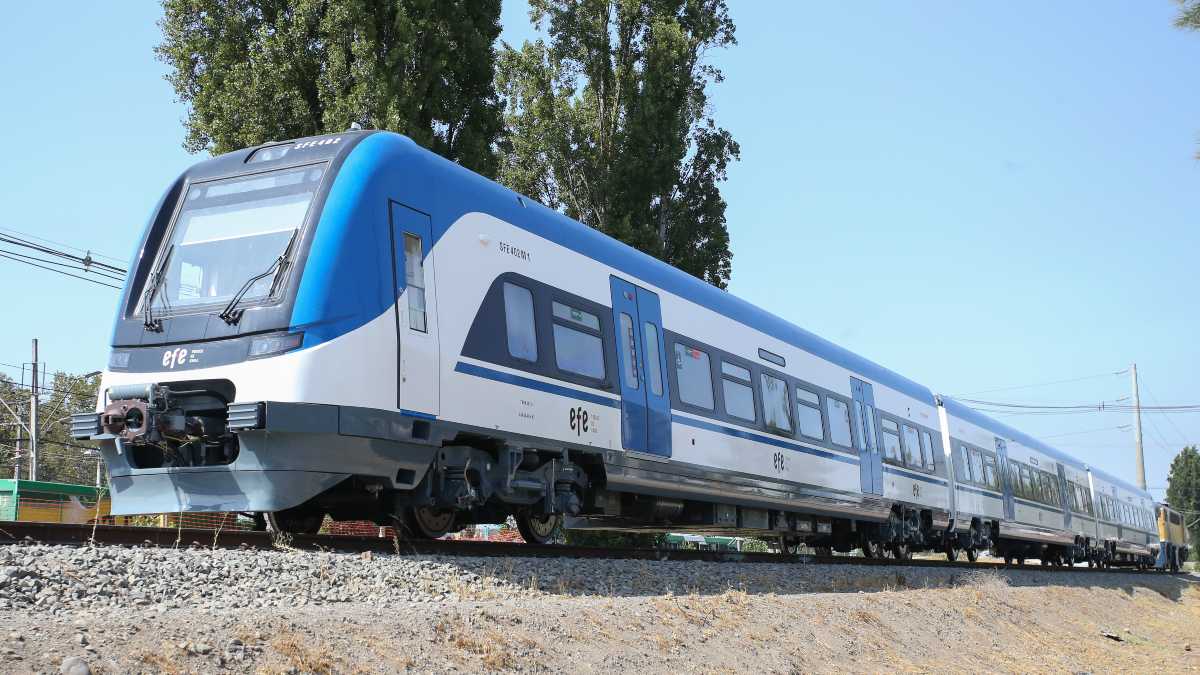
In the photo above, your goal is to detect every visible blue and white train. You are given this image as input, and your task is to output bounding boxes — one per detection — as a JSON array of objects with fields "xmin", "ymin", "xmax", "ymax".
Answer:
[{"xmin": 72, "ymin": 130, "xmax": 1188, "ymax": 568}]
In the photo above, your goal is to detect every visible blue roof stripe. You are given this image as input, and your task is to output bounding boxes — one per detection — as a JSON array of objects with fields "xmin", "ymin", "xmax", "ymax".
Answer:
[{"xmin": 346, "ymin": 133, "xmax": 935, "ymax": 405}]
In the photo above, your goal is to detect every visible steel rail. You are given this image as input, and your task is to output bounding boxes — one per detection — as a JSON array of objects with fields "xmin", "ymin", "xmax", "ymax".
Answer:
[{"xmin": 0, "ymin": 521, "xmax": 1179, "ymax": 575}]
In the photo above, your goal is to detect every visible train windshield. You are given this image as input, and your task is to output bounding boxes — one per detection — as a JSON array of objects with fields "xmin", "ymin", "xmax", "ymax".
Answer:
[{"xmin": 143, "ymin": 164, "xmax": 325, "ymax": 315}]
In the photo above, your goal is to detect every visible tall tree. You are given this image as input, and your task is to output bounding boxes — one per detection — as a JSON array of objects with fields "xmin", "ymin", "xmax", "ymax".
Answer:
[
  {"xmin": 1179, "ymin": 1, "xmax": 1200, "ymax": 158},
  {"xmin": 1166, "ymin": 445, "xmax": 1200, "ymax": 547},
  {"xmin": 497, "ymin": 0, "xmax": 739, "ymax": 287},
  {"xmin": 157, "ymin": 0, "xmax": 505, "ymax": 176}
]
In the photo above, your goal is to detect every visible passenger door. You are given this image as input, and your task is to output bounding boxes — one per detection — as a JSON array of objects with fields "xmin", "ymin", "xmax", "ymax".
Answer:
[
  {"xmin": 609, "ymin": 276, "xmax": 671, "ymax": 457},
  {"xmin": 389, "ymin": 201, "xmax": 439, "ymax": 417},
  {"xmin": 851, "ymin": 378, "xmax": 882, "ymax": 495},
  {"xmin": 995, "ymin": 438, "xmax": 1015, "ymax": 519}
]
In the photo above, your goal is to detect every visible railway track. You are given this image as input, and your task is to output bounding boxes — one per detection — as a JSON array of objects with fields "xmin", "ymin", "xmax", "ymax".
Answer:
[{"xmin": 0, "ymin": 521, "xmax": 1173, "ymax": 575}]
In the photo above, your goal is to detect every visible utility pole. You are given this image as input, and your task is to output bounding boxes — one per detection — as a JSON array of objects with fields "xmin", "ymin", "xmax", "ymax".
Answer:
[
  {"xmin": 12, "ymin": 424, "xmax": 20, "ymax": 480},
  {"xmin": 28, "ymin": 338, "xmax": 38, "ymax": 482},
  {"xmin": 1131, "ymin": 363, "xmax": 1146, "ymax": 491}
]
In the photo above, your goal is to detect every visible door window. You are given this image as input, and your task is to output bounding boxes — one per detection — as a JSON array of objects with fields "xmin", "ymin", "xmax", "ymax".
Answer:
[
  {"xmin": 403, "ymin": 234, "xmax": 427, "ymax": 332},
  {"xmin": 643, "ymin": 323, "xmax": 663, "ymax": 396},
  {"xmin": 618, "ymin": 313, "xmax": 639, "ymax": 390}
]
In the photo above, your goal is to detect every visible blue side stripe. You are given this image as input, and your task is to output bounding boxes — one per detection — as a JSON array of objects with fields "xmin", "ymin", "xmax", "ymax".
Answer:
[
  {"xmin": 882, "ymin": 465, "xmax": 948, "ymax": 487},
  {"xmin": 956, "ymin": 483, "xmax": 1003, "ymax": 499},
  {"xmin": 400, "ymin": 409, "xmax": 437, "ymax": 420},
  {"xmin": 670, "ymin": 414, "xmax": 860, "ymax": 466},
  {"xmin": 454, "ymin": 361, "xmax": 620, "ymax": 408}
]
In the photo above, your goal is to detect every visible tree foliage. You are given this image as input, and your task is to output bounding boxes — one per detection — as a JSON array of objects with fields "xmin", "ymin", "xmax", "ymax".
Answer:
[
  {"xmin": 157, "ymin": 0, "xmax": 506, "ymax": 176},
  {"xmin": 1178, "ymin": 2, "xmax": 1200, "ymax": 158},
  {"xmin": 496, "ymin": 0, "xmax": 740, "ymax": 287},
  {"xmin": 1166, "ymin": 445, "xmax": 1200, "ymax": 546},
  {"xmin": 0, "ymin": 372, "xmax": 101, "ymax": 486}
]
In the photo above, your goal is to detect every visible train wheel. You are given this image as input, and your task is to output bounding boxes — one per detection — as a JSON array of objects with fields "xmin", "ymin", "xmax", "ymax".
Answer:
[
  {"xmin": 404, "ymin": 506, "xmax": 457, "ymax": 540},
  {"xmin": 966, "ymin": 547, "xmax": 979, "ymax": 563},
  {"xmin": 1003, "ymin": 555, "xmax": 1013, "ymax": 566},
  {"xmin": 861, "ymin": 540, "xmax": 884, "ymax": 559},
  {"xmin": 944, "ymin": 542, "xmax": 958, "ymax": 562},
  {"xmin": 515, "ymin": 511, "xmax": 561, "ymax": 545},
  {"xmin": 1016, "ymin": 557, "xmax": 1026, "ymax": 567},
  {"xmin": 814, "ymin": 546, "xmax": 834, "ymax": 557},
  {"xmin": 265, "ymin": 508, "xmax": 323, "ymax": 536},
  {"xmin": 890, "ymin": 543, "xmax": 912, "ymax": 561}
]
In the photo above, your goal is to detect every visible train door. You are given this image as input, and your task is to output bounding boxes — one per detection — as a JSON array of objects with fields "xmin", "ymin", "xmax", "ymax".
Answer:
[
  {"xmin": 994, "ymin": 438, "xmax": 1015, "ymax": 519},
  {"xmin": 850, "ymin": 378, "xmax": 882, "ymax": 495},
  {"xmin": 389, "ymin": 201, "xmax": 439, "ymax": 417},
  {"xmin": 609, "ymin": 276, "xmax": 672, "ymax": 457}
]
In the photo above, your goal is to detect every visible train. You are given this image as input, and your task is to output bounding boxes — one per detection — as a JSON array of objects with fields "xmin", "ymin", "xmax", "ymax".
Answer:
[{"xmin": 71, "ymin": 129, "xmax": 1190, "ymax": 570}]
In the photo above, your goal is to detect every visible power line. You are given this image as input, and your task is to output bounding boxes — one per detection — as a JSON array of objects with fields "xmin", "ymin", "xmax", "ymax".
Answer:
[
  {"xmin": 0, "ymin": 232, "xmax": 127, "ymax": 275},
  {"xmin": 1040, "ymin": 425, "xmax": 1131, "ymax": 439},
  {"xmin": 0, "ymin": 227, "xmax": 126, "ymax": 266},
  {"xmin": 0, "ymin": 251, "xmax": 123, "ymax": 289},
  {"xmin": 954, "ymin": 370, "xmax": 1127, "ymax": 397}
]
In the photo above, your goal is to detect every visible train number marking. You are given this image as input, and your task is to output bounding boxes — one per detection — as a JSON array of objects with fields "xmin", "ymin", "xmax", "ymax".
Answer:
[
  {"xmin": 568, "ymin": 406, "xmax": 590, "ymax": 435},
  {"xmin": 772, "ymin": 451, "xmax": 787, "ymax": 474}
]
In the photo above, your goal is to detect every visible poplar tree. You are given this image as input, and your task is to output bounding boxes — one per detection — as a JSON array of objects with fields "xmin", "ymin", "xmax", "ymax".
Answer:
[{"xmin": 497, "ymin": 0, "xmax": 740, "ymax": 288}]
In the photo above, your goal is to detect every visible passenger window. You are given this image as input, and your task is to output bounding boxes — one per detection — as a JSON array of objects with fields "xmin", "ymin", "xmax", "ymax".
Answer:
[
  {"xmin": 619, "ymin": 314, "xmax": 639, "ymax": 389},
  {"xmin": 551, "ymin": 302, "xmax": 605, "ymax": 379},
  {"xmin": 919, "ymin": 430, "xmax": 935, "ymax": 471},
  {"xmin": 721, "ymin": 361, "xmax": 755, "ymax": 422},
  {"xmin": 969, "ymin": 450, "xmax": 984, "ymax": 486},
  {"xmin": 403, "ymin": 234, "xmax": 427, "ymax": 332},
  {"xmin": 958, "ymin": 446, "xmax": 972, "ymax": 482},
  {"xmin": 643, "ymin": 323, "xmax": 663, "ymax": 396},
  {"xmin": 503, "ymin": 283, "xmax": 537, "ymax": 361},
  {"xmin": 760, "ymin": 374, "xmax": 792, "ymax": 434},
  {"xmin": 795, "ymin": 388, "xmax": 824, "ymax": 440},
  {"xmin": 827, "ymin": 398, "xmax": 853, "ymax": 447},
  {"xmin": 673, "ymin": 344, "xmax": 713, "ymax": 409},
  {"xmin": 552, "ymin": 325, "xmax": 605, "ymax": 379},
  {"xmin": 982, "ymin": 456, "xmax": 997, "ymax": 490},
  {"xmin": 902, "ymin": 425, "xmax": 921, "ymax": 468},
  {"xmin": 880, "ymin": 419, "xmax": 901, "ymax": 462}
]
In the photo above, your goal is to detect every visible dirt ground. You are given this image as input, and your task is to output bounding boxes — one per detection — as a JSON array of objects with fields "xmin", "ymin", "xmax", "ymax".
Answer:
[{"xmin": 4, "ymin": 568, "xmax": 1199, "ymax": 674}]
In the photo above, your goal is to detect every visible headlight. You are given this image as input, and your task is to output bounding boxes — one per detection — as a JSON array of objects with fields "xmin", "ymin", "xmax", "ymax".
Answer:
[
  {"xmin": 247, "ymin": 332, "xmax": 304, "ymax": 359},
  {"xmin": 108, "ymin": 351, "xmax": 131, "ymax": 369}
]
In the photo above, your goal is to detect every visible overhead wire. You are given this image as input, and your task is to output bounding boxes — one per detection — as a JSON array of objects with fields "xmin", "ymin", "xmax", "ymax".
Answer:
[
  {"xmin": 0, "ymin": 226, "xmax": 126, "ymax": 265},
  {"xmin": 953, "ymin": 370, "xmax": 1127, "ymax": 397}
]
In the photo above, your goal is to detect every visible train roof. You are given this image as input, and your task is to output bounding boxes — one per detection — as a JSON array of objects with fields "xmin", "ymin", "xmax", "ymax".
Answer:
[
  {"xmin": 938, "ymin": 396, "xmax": 1087, "ymax": 471},
  {"xmin": 939, "ymin": 396, "xmax": 1154, "ymax": 499},
  {"xmin": 369, "ymin": 133, "xmax": 937, "ymax": 405}
]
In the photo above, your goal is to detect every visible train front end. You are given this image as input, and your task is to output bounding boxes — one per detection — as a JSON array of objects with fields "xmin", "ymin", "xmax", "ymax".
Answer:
[{"xmin": 70, "ymin": 130, "xmax": 432, "ymax": 523}]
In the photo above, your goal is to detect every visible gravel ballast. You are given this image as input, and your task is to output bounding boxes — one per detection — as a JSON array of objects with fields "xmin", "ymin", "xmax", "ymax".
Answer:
[{"xmin": 0, "ymin": 543, "xmax": 1195, "ymax": 673}]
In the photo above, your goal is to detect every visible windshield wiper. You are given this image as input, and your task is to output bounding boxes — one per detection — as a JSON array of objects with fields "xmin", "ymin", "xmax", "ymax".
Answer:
[
  {"xmin": 218, "ymin": 229, "xmax": 299, "ymax": 326},
  {"xmin": 141, "ymin": 245, "xmax": 174, "ymax": 333}
]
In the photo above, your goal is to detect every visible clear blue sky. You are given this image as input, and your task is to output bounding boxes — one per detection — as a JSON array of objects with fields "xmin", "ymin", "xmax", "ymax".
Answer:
[{"xmin": 0, "ymin": 2, "xmax": 1196, "ymax": 496}]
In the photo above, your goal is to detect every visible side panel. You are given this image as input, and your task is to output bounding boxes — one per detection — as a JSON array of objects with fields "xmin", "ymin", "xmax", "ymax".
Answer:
[
  {"xmin": 390, "ymin": 201, "xmax": 439, "ymax": 416},
  {"xmin": 610, "ymin": 277, "xmax": 648, "ymax": 454}
]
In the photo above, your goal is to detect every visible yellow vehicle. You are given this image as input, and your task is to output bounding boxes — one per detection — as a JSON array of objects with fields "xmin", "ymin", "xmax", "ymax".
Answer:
[
  {"xmin": 1155, "ymin": 502, "xmax": 1191, "ymax": 572},
  {"xmin": 0, "ymin": 479, "xmax": 110, "ymax": 524}
]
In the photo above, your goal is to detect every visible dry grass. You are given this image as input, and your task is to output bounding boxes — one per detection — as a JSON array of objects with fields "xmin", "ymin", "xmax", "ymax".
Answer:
[
  {"xmin": 432, "ymin": 617, "xmax": 518, "ymax": 671},
  {"xmin": 133, "ymin": 641, "xmax": 188, "ymax": 675},
  {"xmin": 266, "ymin": 632, "xmax": 337, "ymax": 675}
]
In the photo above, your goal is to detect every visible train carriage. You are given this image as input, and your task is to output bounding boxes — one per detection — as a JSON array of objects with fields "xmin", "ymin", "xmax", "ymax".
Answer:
[{"xmin": 67, "ymin": 130, "xmax": 1178, "ymax": 566}]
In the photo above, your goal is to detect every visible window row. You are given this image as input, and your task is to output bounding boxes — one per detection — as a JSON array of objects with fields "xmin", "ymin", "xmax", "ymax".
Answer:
[
  {"xmin": 672, "ymin": 337, "xmax": 938, "ymax": 473},
  {"xmin": 1010, "ymin": 461, "xmax": 1060, "ymax": 507},
  {"xmin": 503, "ymin": 282, "xmax": 607, "ymax": 381},
  {"xmin": 1066, "ymin": 481, "xmax": 1094, "ymax": 516},
  {"xmin": 956, "ymin": 444, "xmax": 1000, "ymax": 491},
  {"xmin": 1098, "ymin": 494, "xmax": 1152, "ymax": 531}
]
